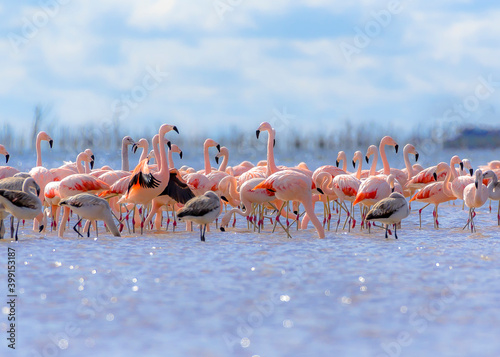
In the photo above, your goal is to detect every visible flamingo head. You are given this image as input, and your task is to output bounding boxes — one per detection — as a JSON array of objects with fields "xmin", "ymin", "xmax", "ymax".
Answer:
[
  {"xmin": 380, "ymin": 136, "xmax": 398, "ymax": 153},
  {"xmin": 84, "ymin": 148, "xmax": 95, "ymax": 162},
  {"xmin": 171, "ymin": 144, "xmax": 182, "ymax": 159},
  {"xmin": 204, "ymin": 138, "xmax": 220, "ymax": 152},
  {"xmin": 404, "ymin": 144, "xmax": 418, "ymax": 161},
  {"xmin": 132, "ymin": 138, "xmax": 148, "ymax": 154},
  {"xmin": 159, "ymin": 124, "xmax": 179, "ymax": 137},
  {"xmin": 336, "ymin": 151, "xmax": 346, "ymax": 167},
  {"xmin": 0, "ymin": 144, "xmax": 9, "ymax": 163},
  {"xmin": 38, "ymin": 131, "xmax": 54, "ymax": 148},
  {"xmin": 256, "ymin": 122, "xmax": 273, "ymax": 138},
  {"xmin": 434, "ymin": 162, "xmax": 450, "ymax": 181},
  {"xmin": 352, "ymin": 151, "xmax": 363, "ymax": 168},
  {"xmin": 147, "ymin": 150, "xmax": 155, "ymax": 162},
  {"xmin": 462, "ymin": 159, "xmax": 473, "ymax": 176},
  {"xmin": 365, "ymin": 145, "xmax": 378, "ymax": 164}
]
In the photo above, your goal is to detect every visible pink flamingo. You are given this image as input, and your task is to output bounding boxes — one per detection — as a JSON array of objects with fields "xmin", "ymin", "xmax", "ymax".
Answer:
[
  {"xmin": 353, "ymin": 137, "xmax": 399, "ymax": 220},
  {"xmin": 122, "ymin": 125, "xmax": 178, "ymax": 206},
  {"xmin": 463, "ymin": 169, "xmax": 489, "ymax": 232},
  {"xmin": 254, "ymin": 170, "xmax": 325, "ymax": 239},
  {"xmin": 185, "ymin": 139, "xmax": 220, "ymax": 196},
  {"xmin": 219, "ymin": 177, "xmax": 277, "ymax": 231},
  {"xmin": 483, "ymin": 170, "xmax": 500, "ymax": 225},
  {"xmin": 407, "ymin": 156, "xmax": 461, "ymax": 191},
  {"xmin": 409, "ymin": 162, "xmax": 456, "ymax": 228}
]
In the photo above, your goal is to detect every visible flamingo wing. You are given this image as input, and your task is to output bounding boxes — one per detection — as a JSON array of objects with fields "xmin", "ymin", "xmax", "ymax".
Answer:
[{"xmin": 160, "ymin": 171, "xmax": 195, "ymax": 204}]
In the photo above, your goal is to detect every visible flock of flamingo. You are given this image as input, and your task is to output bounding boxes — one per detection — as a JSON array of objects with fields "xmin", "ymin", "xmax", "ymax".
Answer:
[{"xmin": 0, "ymin": 122, "xmax": 499, "ymax": 242}]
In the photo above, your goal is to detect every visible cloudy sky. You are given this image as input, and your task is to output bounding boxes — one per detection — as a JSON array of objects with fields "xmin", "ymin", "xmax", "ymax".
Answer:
[{"xmin": 1, "ymin": 0, "xmax": 499, "ymax": 138}]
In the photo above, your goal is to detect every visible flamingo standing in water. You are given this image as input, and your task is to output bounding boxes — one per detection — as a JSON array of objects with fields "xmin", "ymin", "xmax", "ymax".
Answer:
[
  {"xmin": 353, "ymin": 136, "xmax": 399, "ymax": 228},
  {"xmin": 254, "ymin": 170, "xmax": 325, "ymax": 239},
  {"xmin": 59, "ymin": 193, "xmax": 121, "ymax": 238},
  {"xmin": 184, "ymin": 139, "xmax": 220, "ymax": 196},
  {"xmin": 409, "ymin": 162, "xmax": 456, "ymax": 228},
  {"xmin": 28, "ymin": 131, "xmax": 54, "ymax": 230},
  {"xmin": 463, "ymin": 169, "xmax": 489, "ymax": 232},
  {"xmin": 0, "ymin": 178, "xmax": 42, "ymax": 240},
  {"xmin": 482, "ymin": 170, "xmax": 500, "ymax": 225}
]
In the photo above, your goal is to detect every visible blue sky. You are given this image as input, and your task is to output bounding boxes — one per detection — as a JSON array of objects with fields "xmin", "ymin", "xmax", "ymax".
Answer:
[{"xmin": 1, "ymin": 0, "xmax": 500, "ymax": 138}]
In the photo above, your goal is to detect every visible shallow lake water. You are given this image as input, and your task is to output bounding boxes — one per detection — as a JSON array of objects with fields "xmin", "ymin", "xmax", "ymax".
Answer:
[{"xmin": 1, "ymin": 148, "xmax": 500, "ymax": 357}]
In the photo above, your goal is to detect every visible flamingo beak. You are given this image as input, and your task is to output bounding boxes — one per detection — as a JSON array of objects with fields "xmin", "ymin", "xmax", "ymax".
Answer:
[
  {"xmin": 90, "ymin": 160, "xmax": 95, "ymax": 170},
  {"xmin": 173, "ymin": 126, "xmax": 179, "ymax": 134},
  {"xmin": 469, "ymin": 169, "xmax": 474, "ymax": 176},
  {"xmin": 91, "ymin": 154, "xmax": 95, "ymax": 161},
  {"xmin": 5, "ymin": 154, "xmax": 9, "ymax": 163},
  {"xmin": 475, "ymin": 181, "xmax": 478, "ymax": 189},
  {"xmin": 167, "ymin": 141, "xmax": 172, "ymax": 150},
  {"xmin": 365, "ymin": 156, "xmax": 369, "ymax": 164},
  {"xmin": 49, "ymin": 140, "xmax": 54, "ymax": 148},
  {"xmin": 391, "ymin": 187, "xmax": 395, "ymax": 193},
  {"xmin": 132, "ymin": 144, "xmax": 138, "ymax": 154},
  {"xmin": 216, "ymin": 144, "xmax": 221, "ymax": 152},
  {"xmin": 352, "ymin": 160, "xmax": 356, "ymax": 168},
  {"xmin": 256, "ymin": 130, "xmax": 260, "ymax": 139},
  {"xmin": 336, "ymin": 160, "xmax": 339, "ymax": 167},
  {"xmin": 220, "ymin": 227, "xmax": 225, "ymax": 232},
  {"xmin": 215, "ymin": 156, "xmax": 219, "ymax": 165},
  {"xmin": 415, "ymin": 152, "xmax": 419, "ymax": 162},
  {"xmin": 395, "ymin": 144, "xmax": 399, "ymax": 154},
  {"xmin": 273, "ymin": 139, "xmax": 276, "ymax": 148},
  {"xmin": 460, "ymin": 162, "xmax": 464, "ymax": 171},
  {"xmin": 221, "ymin": 196, "xmax": 229, "ymax": 203},
  {"xmin": 433, "ymin": 172, "xmax": 438, "ymax": 181},
  {"xmin": 179, "ymin": 151, "xmax": 183, "ymax": 159},
  {"xmin": 317, "ymin": 188, "xmax": 324, "ymax": 194}
]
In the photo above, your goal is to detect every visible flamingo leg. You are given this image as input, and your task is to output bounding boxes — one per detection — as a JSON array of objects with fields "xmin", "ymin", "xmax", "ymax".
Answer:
[
  {"xmin": 394, "ymin": 224, "xmax": 398, "ymax": 239},
  {"xmin": 73, "ymin": 218, "xmax": 84, "ymax": 238},
  {"xmin": 419, "ymin": 203, "xmax": 430, "ymax": 228},
  {"xmin": 384, "ymin": 224, "xmax": 388, "ymax": 239}
]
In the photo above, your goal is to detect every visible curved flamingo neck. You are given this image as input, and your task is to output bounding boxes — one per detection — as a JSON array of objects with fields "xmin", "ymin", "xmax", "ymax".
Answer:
[
  {"xmin": 266, "ymin": 130, "xmax": 279, "ymax": 176},
  {"xmin": 219, "ymin": 152, "xmax": 229, "ymax": 172},
  {"xmin": 152, "ymin": 137, "xmax": 160, "ymax": 170},
  {"xmin": 403, "ymin": 146, "xmax": 414, "ymax": 180},
  {"xmin": 449, "ymin": 157, "xmax": 460, "ymax": 180},
  {"xmin": 36, "ymin": 134, "xmax": 43, "ymax": 167},
  {"xmin": 75, "ymin": 153, "xmax": 86, "ymax": 174},
  {"xmin": 158, "ymin": 133, "xmax": 169, "ymax": 177},
  {"xmin": 227, "ymin": 176, "xmax": 239, "ymax": 201},
  {"xmin": 369, "ymin": 149, "xmax": 378, "ymax": 176},
  {"xmin": 379, "ymin": 139, "xmax": 391, "ymax": 175},
  {"xmin": 139, "ymin": 144, "xmax": 149, "ymax": 163},
  {"xmin": 121, "ymin": 140, "xmax": 130, "ymax": 171},
  {"xmin": 355, "ymin": 159, "xmax": 362, "ymax": 180},
  {"xmin": 203, "ymin": 142, "xmax": 212, "ymax": 175},
  {"xmin": 339, "ymin": 152, "xmax": 347, "ymax": 172},
  {"xmin": 443, "ymin": 166, "xmax": 454, "ymax": 197}
]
